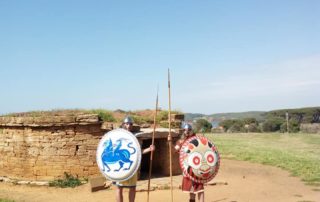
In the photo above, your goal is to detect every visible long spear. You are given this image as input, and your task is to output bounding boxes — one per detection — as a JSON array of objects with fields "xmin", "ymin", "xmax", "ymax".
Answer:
[
  {"xmin": 167, "ymin": 69, "xmax": 174, "ymax": 202},
  {"xmin": 147, "ymin": 86, "xmax": 159, "ymax": 202}
]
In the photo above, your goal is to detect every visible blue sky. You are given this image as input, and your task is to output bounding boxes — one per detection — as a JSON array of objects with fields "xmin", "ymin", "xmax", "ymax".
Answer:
[{"xmin": 0, "ymin": 0, "xmax": 319, "ymax": 114}]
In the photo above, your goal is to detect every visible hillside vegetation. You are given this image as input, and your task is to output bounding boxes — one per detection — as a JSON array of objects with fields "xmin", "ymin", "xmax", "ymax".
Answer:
[
  {"xmin": 1, "ymin": 109, "xmax": 182, "ymax": 125},
  {"xmin": 187, "ymin": 107, "xmax": 320, "ymax": 133}
]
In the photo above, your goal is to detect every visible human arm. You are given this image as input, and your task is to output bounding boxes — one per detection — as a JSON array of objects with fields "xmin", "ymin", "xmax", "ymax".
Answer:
[
  {"xmin": 174, "ymin": 139, "xmax": 184, "ymax": 151},
  {"xmin": 142, "ymin": 145, "xmax": 155, "ymax": 154}
]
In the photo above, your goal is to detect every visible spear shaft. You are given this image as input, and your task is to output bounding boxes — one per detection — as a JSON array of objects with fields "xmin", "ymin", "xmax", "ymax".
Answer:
[
  {"xmin": 168, "ymin": 69, "xmax": 174, "ymax": 202},
  {"xmin": 147, "ymin": 86, "xmax": 159, "ymax": 202}
]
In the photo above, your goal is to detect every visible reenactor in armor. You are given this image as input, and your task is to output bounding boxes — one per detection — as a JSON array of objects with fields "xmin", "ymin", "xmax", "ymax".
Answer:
[
  {"xmin": 175, "ymin": 123, "xmax": 205, "ymax": 202},
  {"xmin": 114, "ymin": 116, "xmax": 155, "ymax": 202}
]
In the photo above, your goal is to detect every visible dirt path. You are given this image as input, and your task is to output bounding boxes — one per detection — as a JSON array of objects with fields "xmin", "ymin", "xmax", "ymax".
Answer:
[{"xmin": 0, "ymin": 159, "xmax": 319, "ymax": 202}]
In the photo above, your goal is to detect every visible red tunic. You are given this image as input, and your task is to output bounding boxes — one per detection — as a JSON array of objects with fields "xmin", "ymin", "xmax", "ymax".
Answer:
[
  {"xmin": 182, "ymin": 175, "xmax": 204, "ymax": 193},
  {"xmin": 177, "ymin": 133, "xmax": 204, "ymax": 193}
]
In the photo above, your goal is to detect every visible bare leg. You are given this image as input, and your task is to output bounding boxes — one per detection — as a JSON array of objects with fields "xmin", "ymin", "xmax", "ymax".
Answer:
[
  {"xmin": 189, "ymin": 193, "xmax": 196, "ymax": 202},
  {"xmin": 129, "ymin": 187, "xmax": 136, "ymax": 202},
  {"xmin": 116, "ymin": 186, "xmax": 123, "ymax": 202},
  {"xmin": 198, "ymin": 192, "xmax": 204, "ymax": 202}
]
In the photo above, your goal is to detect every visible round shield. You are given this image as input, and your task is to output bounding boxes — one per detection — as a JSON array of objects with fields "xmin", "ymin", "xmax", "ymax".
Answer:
[
  {"xmin": 179, "ymin": 135, "xmax": 220, "ymax": 183},
  {"xmin": 96, "ymin": 128, "xmax": 141, "ymax": 182}
]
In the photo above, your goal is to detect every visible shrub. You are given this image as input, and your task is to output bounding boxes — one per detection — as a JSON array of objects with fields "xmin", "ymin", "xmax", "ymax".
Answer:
[
  {"xmin": 131, "ymin": 115, "xmax": 153, "ymax": 125},
  {"xmin": 243, "ymin": 118, "xmax": 258, "ymax": 125},
  {"xmin": 228, "ymin": 122, "xmax": 246, "ymax": 133},
  {"xmin": 262, "ymin": 117, "xmax": 285, "ymax": 132},
  {"xmin": 219, "ymin": 120, "xmax": 237, "ymax": 131},
  {"xmin": 246, "ymin": 123, "xmax": 261, "ymax": 132},
  {"xmin": 280, "ymin": 120, "xmax": 300, "ymax": 133},
  {"xmin": 156, "ymin": 110, "xmax": 182, "ymax": 122},
  {"xmin": 220, "ymin": 119, "xmax": 245, "ymax": 132},
  {"xmin": 194, "ymin": 119, "xmax": 212, "ymax": 133},
  {"xmin": 157, "ymin": 111, "xmax": 169, "ymax": 122},
  {"xmin": 49, "ymin": 172, "xmax": 82, "ymax": 188},
  {"xmin": 90, "ymin": 109, "xmax": 116, "ymax": 122}
]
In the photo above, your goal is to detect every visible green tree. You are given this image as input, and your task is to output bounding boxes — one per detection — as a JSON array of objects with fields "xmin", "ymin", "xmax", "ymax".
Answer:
[
  {"xmin": 280, "ymin": 120, "xmax": 300, "ymax": 133},
  {"xmin": 219, "ymin": 119, "xmax": 246, "ymax": 132},
  {"xmin": 219, "ymin": 119, "xmax": 237, "ymax": 131},
  {"xmin": 262, "ymin": 117, "xmax": 285, "ymax": 132},
  {"xmin": 246, "ymin": 123, "xmax": 261, "ymax": 132},
  {"xmin": 228, "ymin": 122, "xmax": 246, "ymax": 133},
  {"xmin": 194, "ymin": 119, "xmax": 212, "ymax": 133},
  {"xmin": 243, "ymin": 118, "xmax": 258, "ymax": 125}
]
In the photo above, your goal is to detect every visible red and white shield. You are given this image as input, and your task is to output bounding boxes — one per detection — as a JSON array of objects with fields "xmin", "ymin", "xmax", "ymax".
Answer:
[{"xmin": 179, "ymin": 135, "xmax": 220, "ymax": 183}]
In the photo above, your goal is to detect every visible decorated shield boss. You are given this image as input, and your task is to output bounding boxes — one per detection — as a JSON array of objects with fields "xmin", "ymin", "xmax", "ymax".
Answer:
[
  {"xmin": 96, "ymin": 129, "xmax": 141, "ymax": 182},
  {"xmin": 179, "ymin": 135, "xmax": 220, "ymax": 183}
]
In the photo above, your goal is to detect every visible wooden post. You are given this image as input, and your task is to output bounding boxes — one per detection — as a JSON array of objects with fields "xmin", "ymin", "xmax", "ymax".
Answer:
[{"xmin": 286, "ymin": 111, "xmax": 289, "ymax": 133}]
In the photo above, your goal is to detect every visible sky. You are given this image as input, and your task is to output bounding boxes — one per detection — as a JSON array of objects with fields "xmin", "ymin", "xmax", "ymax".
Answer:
[{"xmin": 0, "ymin": 0, "xmax": 319, "ymax": 115}]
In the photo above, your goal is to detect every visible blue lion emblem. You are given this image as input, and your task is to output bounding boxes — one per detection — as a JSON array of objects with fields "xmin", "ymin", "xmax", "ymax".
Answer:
[{"xmin": 101, "ymin": 138, "xmax": 136, "ymax": 172}]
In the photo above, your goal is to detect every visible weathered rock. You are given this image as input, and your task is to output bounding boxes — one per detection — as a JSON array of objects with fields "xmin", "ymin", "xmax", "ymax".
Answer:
[{"xmin": 76, "ymin": 114, "xmax": 100, "ymax": 123}]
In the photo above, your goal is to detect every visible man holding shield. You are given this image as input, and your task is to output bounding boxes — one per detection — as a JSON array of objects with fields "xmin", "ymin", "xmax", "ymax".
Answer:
[
  {"xmin": 114, "ymin": 116, "xmax": 155, "ymax": 202},
  {"xmin": 175, "ymin": 123, "xmax": 205, "ymax": 202}
]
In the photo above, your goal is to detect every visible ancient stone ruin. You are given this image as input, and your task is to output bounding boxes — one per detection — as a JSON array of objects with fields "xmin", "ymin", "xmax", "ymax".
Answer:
[{"xmin": 0, "ymin": 113, "xmax": 183, "ymax": 181}]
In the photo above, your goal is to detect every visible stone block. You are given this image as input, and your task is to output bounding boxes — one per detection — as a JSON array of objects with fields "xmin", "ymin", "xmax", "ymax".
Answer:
[
  {"xmin": 12, "ymin": 134, "xmax": 24, "ymax": 142},
  {"xmin": 76, "ymin": 114, "xmax": 100, "ymax": 123},
  {"xmin": 88, "ymin": 167, "xmax": 99, "ymax": 175},
  {"xmin": 101, "ymin": 122, "xmax": 113, "ymax": 129},
  {"xmin": 69, "ymin": 167, "xmax": 84, "ymax": 176},
  {"xmin": 46, "ymin": 169, "xmax": 64, "ymax": 177},
  {"xmin": 51, "ymin": 142, "xmax": 67, "ymax": 148},
  {"xmin": 3, "ymin": 146, "xmax": 13, "ymax": 152},
  {"xmin": 85, "ymin": 139, "xmax": 100, "ymax": 145},
  {"xmin": 58, "ymin": 149, "xmax": 70, "ymax": 156},
  {"xmin": 34, "ymin": 166, "xmax": 48, "ymax": 176},
  {"xmin": 66, "ymin": 159, "xmax": 80, "ymax": 166},
  {"xmin": 74, "ymin": 134, "xmax": 88, "ymax": 141},
  {"xmin": 86, "ymin": 145, "xmax": 97, "ymax": 150},
  {"xmin": 89, "ymin": 176, "xmax": 109, "ymax": 192},
  {"xmin": 40, "ymin": 148, "xmax": 57, "ymax": 156},
  {"xmin": 27, "ymin": 148, "xmax": 40, "ymax": 156},
  {"xmin": 25, "ymin": 135, "xmax": 41, "ymax": 142}
]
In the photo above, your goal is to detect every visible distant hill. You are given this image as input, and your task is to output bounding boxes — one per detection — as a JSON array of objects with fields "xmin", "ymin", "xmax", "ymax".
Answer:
[
  {"xmin": 184, "ymin": 113, "xmax": 206, "ymax": 121},
  {"xmin": 185, "ymin": 111, "xmax": 265, "ymax": 122},
  {"xmin": 208, "ymin": 111, "xmax": 266, "ymax": 121},
  {"xmin": 266, "ymin": 106, "xmax": 320, "ymax": 123},
  {"xmin": 185, "ymin": 107, "xmax": 320, "ymax": 124}
]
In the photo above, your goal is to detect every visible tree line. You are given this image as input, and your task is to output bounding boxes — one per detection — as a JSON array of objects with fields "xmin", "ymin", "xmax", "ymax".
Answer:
[{"xmin": 193, "ymin": 107, "xmax": 320, "ymax": 133}]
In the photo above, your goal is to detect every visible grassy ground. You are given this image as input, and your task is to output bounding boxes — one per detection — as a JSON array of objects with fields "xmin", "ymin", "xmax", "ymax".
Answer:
[
  {"xmin": 0, "ymin": 199, "xmax": 15, "ymax": 202},
  {"xmin": 206, "ymin": 133, "xmax": 320, "ymax": 186}
]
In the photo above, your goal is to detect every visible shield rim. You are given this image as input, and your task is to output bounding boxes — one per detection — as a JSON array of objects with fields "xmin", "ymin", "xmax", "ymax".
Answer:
[
  {"xmin": 96, "ymin": 128, "xmax": 142, "ymax": 182},
  {"xmin": 179, "ymin": 135, "xmax": 220, "ymax": 183}
]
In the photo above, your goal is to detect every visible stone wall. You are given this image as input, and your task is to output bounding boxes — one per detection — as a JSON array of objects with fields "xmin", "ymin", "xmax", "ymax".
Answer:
[{"xmin": 0, "ymin": 114, "xmax": 105, "ymax": 181}]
